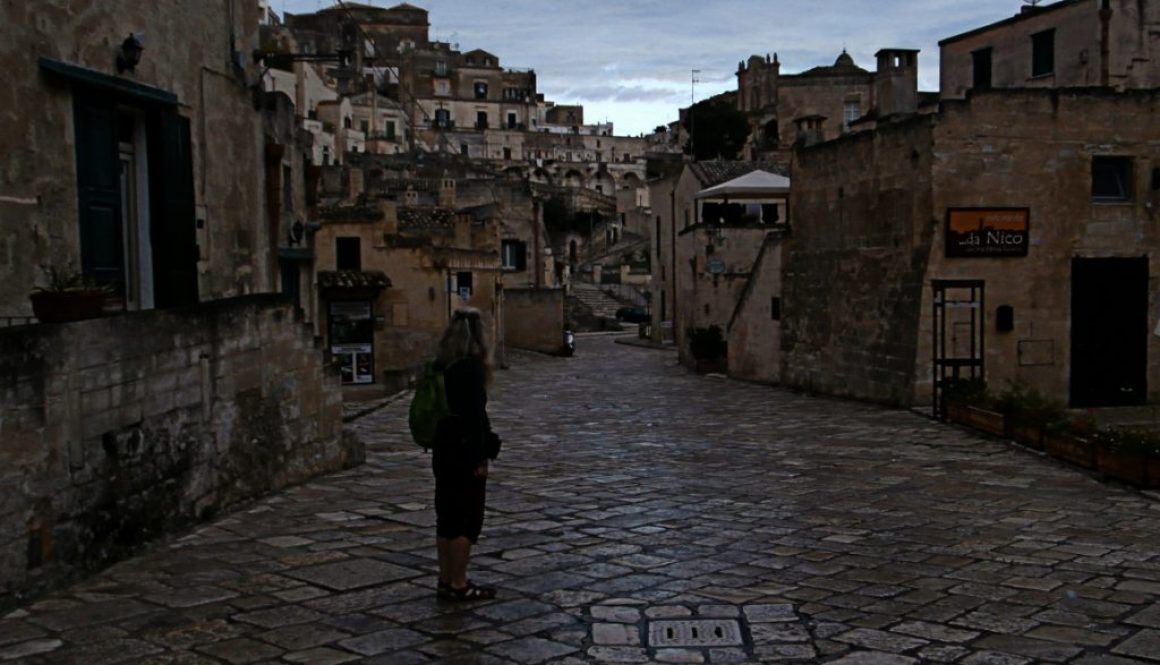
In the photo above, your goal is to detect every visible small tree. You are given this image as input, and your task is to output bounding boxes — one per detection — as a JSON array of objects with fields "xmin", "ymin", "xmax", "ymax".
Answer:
[{"xmin": 683, "ymin": 98, "xmax": 749, "ymax": 161}]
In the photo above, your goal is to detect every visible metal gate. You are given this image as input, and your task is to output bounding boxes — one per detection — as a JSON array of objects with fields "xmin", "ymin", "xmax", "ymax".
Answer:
[{"xmin": 932, "ymin": 280, "xmax": 984, "ymax": 418}]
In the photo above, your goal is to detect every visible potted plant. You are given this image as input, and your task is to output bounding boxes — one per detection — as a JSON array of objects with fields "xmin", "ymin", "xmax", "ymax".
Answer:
[
  {"xmin": 29, "ymin": 264, "xmax": 111, "ymax": 323},
  {"xmin": 688, "ymin": 325, "xmax": 727, "ymax": 374},
  {"xmin": 1091, "ymin": 427, "xmax": 1160, "ymax": 488}
]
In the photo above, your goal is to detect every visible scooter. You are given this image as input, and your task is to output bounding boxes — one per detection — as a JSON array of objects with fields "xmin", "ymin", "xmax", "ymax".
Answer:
[{"xmin": 561, "ymin": 329, "xmax": 575, "ymax": 357}]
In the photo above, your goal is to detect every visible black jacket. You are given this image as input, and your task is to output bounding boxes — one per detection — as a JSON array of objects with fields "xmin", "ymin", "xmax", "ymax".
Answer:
[{"xmin": 433, "ymin": 358, "xmax": 498, "ymax": 469}]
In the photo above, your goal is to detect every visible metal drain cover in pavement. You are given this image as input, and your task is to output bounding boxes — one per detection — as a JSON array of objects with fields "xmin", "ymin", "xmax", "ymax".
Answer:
[{"xmin": 648, "ymin": 620, "xmax": 744, "ymax": 647}]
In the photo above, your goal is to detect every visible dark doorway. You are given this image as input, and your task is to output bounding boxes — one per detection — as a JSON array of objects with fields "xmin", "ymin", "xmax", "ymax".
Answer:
[{"xmin": 1071, "ymin": 257, "xmax": 1147, "ymax": 407}]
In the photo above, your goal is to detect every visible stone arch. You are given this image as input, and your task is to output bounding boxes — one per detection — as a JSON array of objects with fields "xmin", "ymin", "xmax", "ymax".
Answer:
[
  {"xmin": 620, "ymin": 171, "xmax": 642, "ymax": 190},
  {"xmin": 591, "ymin": 171, "xmax": 615, "ymax": 195},
  {"xmin": 529, "ymin": 168, "xmax": 553, "ymax": 185},
  {"xmin": 563, "ymin": 170, "xmax": 584, "ymax": 188}
]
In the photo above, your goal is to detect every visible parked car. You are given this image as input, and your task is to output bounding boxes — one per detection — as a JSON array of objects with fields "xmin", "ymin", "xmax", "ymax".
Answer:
[{"xmin": 616, "ymin": 306, "xmax": 650, "ymax": 324}]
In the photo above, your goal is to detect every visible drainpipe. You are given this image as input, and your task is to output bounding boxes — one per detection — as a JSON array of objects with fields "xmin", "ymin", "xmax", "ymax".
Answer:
[{"xmin": 1099, "ymin": 0, "xmax": 1112, "ymax": 86}]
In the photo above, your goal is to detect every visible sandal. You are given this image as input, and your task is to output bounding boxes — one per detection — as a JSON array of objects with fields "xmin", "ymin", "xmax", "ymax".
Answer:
[{"xmin": 438, "ymin": 580, "xmax": 496, "ymax": 602}]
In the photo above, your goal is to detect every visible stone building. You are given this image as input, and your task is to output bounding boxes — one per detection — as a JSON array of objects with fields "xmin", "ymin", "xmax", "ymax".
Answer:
[
  {"xmin": 786, "ymin": 87, "xmax": 1159, "ymax": 409},
  {"xmin": 0, "ymin": 0, "xmax": 358, "ymax": 600},
  {"xmin": 939, "ymin": 0, "xmax": 1160, "ymax": 99},
  {"xmin": 735, "ymin": 47, "xmax": 927, "ymax": 162},
  {"xmin": 648, "ymin": 160, "xmax": 784, "ymax": 358}
]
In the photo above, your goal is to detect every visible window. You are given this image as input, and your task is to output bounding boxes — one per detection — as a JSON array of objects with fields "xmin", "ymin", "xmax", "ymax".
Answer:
[
  {"xmin": 456, "ymin": 271, "xmax": 473, "ymax": 297},
  {"xmin": 435, "ymin": 61, "xmax": 447, "ymax": 76},
  {"xmin": 972, "ymin": 47, "xmax": 993, "ymax": 90},
  {"xmin": 474, "ymin": 81, "xmax": 488, "ymax": 99},
  {"xmin": 1092, "ymin": 156, "xmax": 1133, "ymax": 201},
  {"xmin": 770, "ymin": 297, "xmax": 781, "ymax": 321},
  {"xmin": 501, "ymin": 240, "xmax": 527, "ymax": 270},
  {"xmin": 434, "ymin": 80, "xmax": 450, "ymax": 97},
  {"xmin": 385, "ymin": 121, "xmax": 396, "ymax": 140},
  {"xmin": 507, "ymin": 112, "xmax": 517, "ymax": 129},
  {"xmin": 503, "ymin": 147, "xmax": 511, "ymax": 160},
  {"xmin": 1031, "ymin": 29, "xmax": 1054, "ymax": 77},
  {"xmin": 343, "ymin": 116, "xmax": 352, "ymax": 129},
  {"xmin": 460, "ymin": 143, "xmax": 469, "ymax": 156},
  {"xmin": 360, "ymin": 119, "xmax": 368, "ymax": 134},
  {"xmin": 336, "ymin": 237, "xmax": 361, "ymax": 271},
  {"xmin": 476, "ymin": 111, "xmax": 488, "ymax": 129},
  {"xmin": 843, "ymin": 101, "xmax": 860, "ymax": 129},
  {"xmin": 434, "ymin": 108, "xmax": 450, "ymax": 128}
]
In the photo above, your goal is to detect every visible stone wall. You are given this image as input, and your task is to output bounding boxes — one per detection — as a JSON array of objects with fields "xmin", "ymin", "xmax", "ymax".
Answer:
[
  {"xmin": 920, "ymin": 88, "xmax": 1160, "ymax": 405},
  {"xmin": 728, "ymin": 235, "xmax": 784, "ymax": 384},
  {"xmin": 784, "ymin": 119, "xmax": 935, "ymax": 405},
  {"xmin": 505, "ymin": 288, "xmax": 565, "ymax": 355},
  {"xmin": 0, "ymin": 295, "xmax": 361, "ymax": 604},
  {"xmin": 0, "ymin": 0, "xmax": 268, "ymax": 314},
  {"xmin": 940, "ymin": 1, "xmax": 1160, "ymax": 97}
]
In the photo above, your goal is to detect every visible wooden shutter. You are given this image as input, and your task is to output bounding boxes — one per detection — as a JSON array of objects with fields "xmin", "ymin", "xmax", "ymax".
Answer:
[
  {"xmin": 149, "ymin": 110, "xmax": 199, "ymax": 307},
  {"xmin": 515, "ymin": 241, "xmax": 528, "ymax": 271},
  {"xmin": 73, "ymin": 92, "xmax": 124, "ymax": 289}
]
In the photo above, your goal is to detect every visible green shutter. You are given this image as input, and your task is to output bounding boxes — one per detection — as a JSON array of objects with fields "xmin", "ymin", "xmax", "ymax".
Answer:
[
  {"xmin": 149, "ymin": 110, "xmax": 199, "ymax": 307},
  {"xmin": 73, "ymin": 93, "xmax": 124, "ymax": 289}
]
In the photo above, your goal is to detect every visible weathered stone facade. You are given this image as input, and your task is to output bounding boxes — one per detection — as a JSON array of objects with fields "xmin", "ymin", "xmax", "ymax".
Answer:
[
  {"xmin": 504, "ymin": 288, "xmax": 566, "ymax": 355},
  {"xmin": 0, "ymin": 296, "xmax": 359, "ymax": 604},
  {"xmin": 940, "ymin": 0, "xmax": 1160, "ymax": 98},
  {"xmin": 727, "ymin": 235, "xmax": 785, "ymax": 384},
  {"xmin": 0, "ymin": 0, "xmax": 268, "ymax": 315},
  {"xmin": 788, "ymin": 88, "xmax": 1160, "ymax": 408}
]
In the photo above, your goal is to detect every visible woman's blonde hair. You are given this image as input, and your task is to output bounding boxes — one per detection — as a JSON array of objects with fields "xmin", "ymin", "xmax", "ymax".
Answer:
[{"xmin": 436, "ymin": 307, "xmax": 492, "ymax": 382}]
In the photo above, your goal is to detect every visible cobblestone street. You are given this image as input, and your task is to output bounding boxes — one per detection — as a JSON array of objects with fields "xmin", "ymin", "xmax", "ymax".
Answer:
[{"xmin": 5, "ymin": 335, "xmax": 1160, "ymax": 664}]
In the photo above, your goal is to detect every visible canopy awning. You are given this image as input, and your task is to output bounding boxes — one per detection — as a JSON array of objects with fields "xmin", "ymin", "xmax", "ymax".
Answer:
[{"xmin": 695, "ymin": 170, "xmax": 791, "ymax": 200}]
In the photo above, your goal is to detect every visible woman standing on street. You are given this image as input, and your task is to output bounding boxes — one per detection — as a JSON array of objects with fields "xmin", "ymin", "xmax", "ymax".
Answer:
[{"xmin": 433, "ymin": 307, "xmax": 501, "ymax": 601}]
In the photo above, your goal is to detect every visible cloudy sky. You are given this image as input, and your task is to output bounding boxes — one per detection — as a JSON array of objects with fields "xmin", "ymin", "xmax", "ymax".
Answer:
[{"xmin": 279, "ymin": 0, "xmax": 1029, "ymax": 135}]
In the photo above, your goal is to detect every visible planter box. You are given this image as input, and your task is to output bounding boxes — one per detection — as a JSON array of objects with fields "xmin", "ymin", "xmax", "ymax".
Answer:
[
  {"xmin": 946, "ymin": 403, "xmax": 972, "ymax": 425},
  {"xmin": 1094, "ymin": 446, "xmax": 1160, "ymax": 488},
  {"xmin": 1044, "ymin": 432, "xmax": 1095, "ymax": 469},
  {"xmin": 1007, "ymin": 423, "xmax": 1045, "ymax": 450},
  {"xmin": 30, "ymin": 290, "xmax": 107, "ymax": 323},
  {"xmin": 966, "ymin": 406, "xmax": 1006, "ymax": 437}
]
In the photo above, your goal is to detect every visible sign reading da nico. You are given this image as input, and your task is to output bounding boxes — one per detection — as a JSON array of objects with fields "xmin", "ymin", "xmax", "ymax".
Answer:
[{"xmin": 945, "ymin": 208, "xmax": 1029, "ymax": 258}]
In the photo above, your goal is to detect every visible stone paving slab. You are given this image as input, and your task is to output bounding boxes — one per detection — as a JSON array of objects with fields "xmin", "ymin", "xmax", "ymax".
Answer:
[{"xmin": 3, "ymin": 336, "xmax": 1160, "ymax": 662}]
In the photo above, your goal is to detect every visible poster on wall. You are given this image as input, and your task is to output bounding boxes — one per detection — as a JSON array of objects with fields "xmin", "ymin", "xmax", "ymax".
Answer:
[
  {"xmin": 329, "ymin": 301, "xmax": 374, "ymax": 384},
  {"xmin": 946, "ymin": 208, "xmax": 1029, "ymax": 258}
]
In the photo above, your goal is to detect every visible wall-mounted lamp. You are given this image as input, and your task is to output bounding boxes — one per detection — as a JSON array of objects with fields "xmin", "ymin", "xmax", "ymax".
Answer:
[{"xmin": 116, "ymin": 33, "xmax": 145, "ymax": 73}]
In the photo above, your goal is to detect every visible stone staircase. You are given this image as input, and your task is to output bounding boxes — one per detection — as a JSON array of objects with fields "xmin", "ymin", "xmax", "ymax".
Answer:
[{"xmin": 569, "ymin": 283, "xmax": 625, "ymax": 320}]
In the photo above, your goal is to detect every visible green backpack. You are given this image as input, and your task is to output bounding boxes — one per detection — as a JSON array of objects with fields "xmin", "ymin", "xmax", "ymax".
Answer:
[{"xmin": 408, "ymin": 361, "xmax": 450, "ymax": 450}]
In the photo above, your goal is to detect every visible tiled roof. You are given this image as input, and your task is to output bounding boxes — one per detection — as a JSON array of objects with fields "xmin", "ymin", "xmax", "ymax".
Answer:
[
  {"xmin": 317, "ymin": 270, "xmax": 391, "ymax": 289},
  {"xmin": 689, "ymin": 160, "xmax": 787, "ymax": 187},
  {"xmin": 398, "ymin": 207, "xmax": 453, "ymax": 232}
]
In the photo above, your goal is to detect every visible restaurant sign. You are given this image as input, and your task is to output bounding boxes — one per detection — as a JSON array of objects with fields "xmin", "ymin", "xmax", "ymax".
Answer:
[{"xmin": 945, "ymin": 208, "xmax": 1029, "ymax": 258}]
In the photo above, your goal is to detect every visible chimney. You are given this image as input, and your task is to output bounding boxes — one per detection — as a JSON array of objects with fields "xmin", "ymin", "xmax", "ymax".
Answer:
[
  {"xmin": 380, "ymin": 199, "xmax": 398, "ymax": 235},
  {"xmin": 439, "ymin": 177, "xmax": 456, "ymax": 208},
  {"xmin": 794, "ymin": 115, "xmax": 827, "ymax": 147},
  {"xmin": 874, "ymin": 49, "xmax": 919, "ymax": 118},
  {"xmin": 347, "ymin": 167, "xmax": 364, "ymax": 200}
]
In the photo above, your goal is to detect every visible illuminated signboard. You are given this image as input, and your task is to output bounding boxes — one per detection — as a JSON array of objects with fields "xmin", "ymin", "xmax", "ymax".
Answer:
[{"xmin": 945, "ymin": 208, "xmax": 1029, "ymax": 258}]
